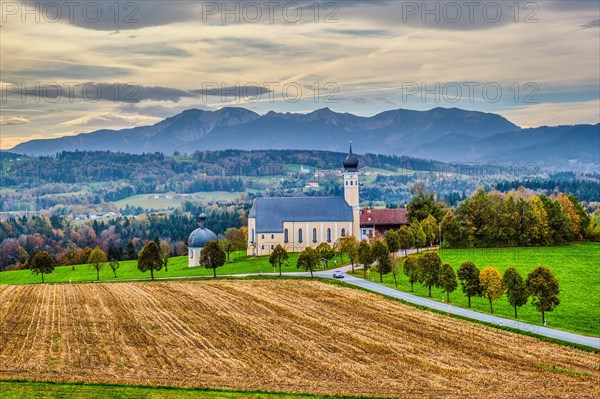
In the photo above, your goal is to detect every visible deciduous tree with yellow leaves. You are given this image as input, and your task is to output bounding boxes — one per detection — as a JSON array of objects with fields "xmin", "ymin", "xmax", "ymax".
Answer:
[{"xmin": 480, "ymin": 266, "xmax": 505, "ymax": 314}]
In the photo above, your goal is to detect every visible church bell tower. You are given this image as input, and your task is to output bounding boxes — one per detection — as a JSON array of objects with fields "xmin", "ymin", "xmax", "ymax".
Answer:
[{"xmin": 342, "ymin": 141, "xmax": 360, "ymax": 238}]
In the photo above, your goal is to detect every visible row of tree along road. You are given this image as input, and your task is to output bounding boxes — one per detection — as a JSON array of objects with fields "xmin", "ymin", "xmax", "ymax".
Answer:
[{"xmin": 401, "ymin": 252, "xmax": 560, "ymax": 324}]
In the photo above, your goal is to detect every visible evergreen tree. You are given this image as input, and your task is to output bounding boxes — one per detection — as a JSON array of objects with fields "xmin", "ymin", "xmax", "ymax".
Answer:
[
  {"xmin": 126, "ymin": 241, "xmax": 138, "ymax": 260},
  {"xmin": 406, "ymin": 182, "xmax": 446, "ymax": 222}
]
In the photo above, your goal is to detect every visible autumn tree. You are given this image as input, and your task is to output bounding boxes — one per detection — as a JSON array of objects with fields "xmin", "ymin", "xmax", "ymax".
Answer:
[
  {"xmin": 397, "ymin": 225, "xmax": 414, "ymax": 256},
  {"xmin": 503, "ymin": 267, "xmax": 529, "ymax": 318},
  {"xmin": 63, "ymin": 243, "xmax": 79, "ymax": 270},
  {"xmin": 296, "ymin": 247, "xmax": 319, "ymax": 277},
  {"xmin": 526, "ymin": 266, "xmax": 560, "ymax": 324},
  {"xmin": 160, "ymin": 241, "xmax": 170, "ymax": 272},
  {"xmin": 371, "ymin": 240, "xmax": 392, "ymax": 283},
  {"xmin": 269, "ymin": 244, "xmax": 289, "ymax": 276},
  {"xmin": 137, "ymin": 241, "xmax": 163, "ymax": 281},
  {"xmin": 457, "ymin": 261, "xmax": 482, "ymax": 307},
  {"xmin": 417, "ymin": 251, "xmax": 441, "ymax": 297},
  {"xmin": 222, "ymin": 227, "xmax": 246, "ymax": 260},
  {"xmin": 315, "ymin": 242, "xmax": 335, "ymax": 266},
  {"xmin": 200, "ymin": 240, "xmax": 226, "ymax": 278},
  {"xmin": 79, "ymin": 246, "xmax": 93, "ymax": 264},
  {"xmin": 88, "ymin": 247, "xmax": 108, "ymax": 281},
  {"xmin": 403, "ymin": 256, "xmax": 419, "ymax": 291},
  {"xmin": 384, "ymin": 230, "xmax": 400, "ymax": 258},
  {"xmin": 480, "ymin": 266, "xmax": 504, "ymax": 313},
  {"xmin": 438, "ymin": 263, "xmax": 458, "ymax": 301},
  {"xmin": 339, "ymin": 235, "xmax": 358, "ymax": 273},
  {"xmin": 357, "ymin": 240, "xmax": 375, "ymax": 278},
  {"xmin": 409, "ymin": 220, "xmax": 426, "ymax": 252},
  {"xmin": 557, "ymin": 193, "xmax": 582, "ymax": 240},
  {"xmin": 529, "ymin": 196, "xmax": 551, "ymax": 244},
  {"xmin": 421, "ymin": 214, "xmax": 438, "ymax": 247},
  {"xmin": 31, "ymin": 251, "xmax": 55, "ymax": 283}
]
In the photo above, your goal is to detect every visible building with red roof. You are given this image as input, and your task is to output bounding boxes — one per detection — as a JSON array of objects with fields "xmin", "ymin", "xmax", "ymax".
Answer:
[{"xmin": 360, "ymin": 208, "xmax": 409, "ymax": 240}]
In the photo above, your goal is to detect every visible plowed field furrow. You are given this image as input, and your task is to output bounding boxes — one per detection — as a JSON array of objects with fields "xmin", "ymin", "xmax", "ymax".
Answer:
[
  {"xmin": 108, "ymin": 284, "xmax": 179, "ymax": 370},
  {"xmin": 123, "ymin": 284, "xmax": 223, "ymax": 371},
  {"xmin": 0, "ymin": 280, "xmax": 598, "ymax": 399}
]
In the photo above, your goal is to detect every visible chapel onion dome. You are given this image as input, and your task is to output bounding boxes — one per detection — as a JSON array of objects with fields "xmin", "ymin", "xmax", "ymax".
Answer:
[
  {"xmin": 342, "ymin": 141, "xmax": 359, "ymax": 172},
  {"xmin": 188, "ymin": 213, "xmax": 217, "ymax": 248}
]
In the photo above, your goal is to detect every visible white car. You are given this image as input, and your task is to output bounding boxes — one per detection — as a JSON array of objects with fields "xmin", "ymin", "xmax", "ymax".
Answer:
[{"xmin": 333, "ymin": 271, "xmax": 344, "ymax": 279}]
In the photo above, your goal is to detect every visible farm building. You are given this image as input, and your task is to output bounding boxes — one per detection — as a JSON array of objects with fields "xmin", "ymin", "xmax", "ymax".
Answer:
[{"xmin": 360, "ymin": 208, "xmax": 409, "ymax": 240}]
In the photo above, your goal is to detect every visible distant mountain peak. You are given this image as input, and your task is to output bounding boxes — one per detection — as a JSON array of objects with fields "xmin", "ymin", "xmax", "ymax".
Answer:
[{"xmin": 9, "ymin": 106, "xmax": 597, "ymax": 171}]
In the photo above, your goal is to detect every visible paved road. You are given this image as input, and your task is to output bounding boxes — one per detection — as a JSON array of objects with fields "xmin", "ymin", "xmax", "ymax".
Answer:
[{"xmin": 312, "ymin": 265, "xmax": 600, "ymax": 349}]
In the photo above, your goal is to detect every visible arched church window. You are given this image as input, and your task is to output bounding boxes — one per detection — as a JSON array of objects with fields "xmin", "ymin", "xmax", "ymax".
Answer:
[
  {"xmin": 298, "ymin": 228, "xmax": 303, "ymax": 243},
  {"xmin": 271, "ymin": 234, "xmax": 274, "ymax": 239},
  {"xmin": 251, "ymin": 229, "xmax": 255, "ymax": 243},
  {"xmin": 341, "ymin": 228, "xmax": 346, "ymax": 237},
  {"xmin": 312, "ymin": 228, "xmax": 317, "ymax": 243},
  {"xmin": 284, "ymin": 228, "xmax": 289, "ymax": 243},
  {"xmin": 327, "ymin": 228, "xmax": 332, "ymax": 243}
]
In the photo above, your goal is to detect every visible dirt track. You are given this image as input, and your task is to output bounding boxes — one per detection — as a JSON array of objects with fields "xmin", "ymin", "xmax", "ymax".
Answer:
[{"xmin": 0, "ymin": 280, "xmax": 597, "ymax": 398}]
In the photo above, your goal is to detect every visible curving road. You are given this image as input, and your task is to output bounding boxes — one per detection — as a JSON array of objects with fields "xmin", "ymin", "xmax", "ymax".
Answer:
[{"xmin": 311, "ymin": 264, "xmax": 600, "ymax": 349}]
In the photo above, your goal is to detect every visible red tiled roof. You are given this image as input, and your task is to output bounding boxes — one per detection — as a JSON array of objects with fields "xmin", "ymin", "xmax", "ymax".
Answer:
[{"xmin": 360, "ymin": 208, "xmax": 408, "ymax": 226}]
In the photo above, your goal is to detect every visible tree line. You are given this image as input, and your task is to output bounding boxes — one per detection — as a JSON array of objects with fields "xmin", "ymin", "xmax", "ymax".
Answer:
[
  {"xmin": 441, "ymin": 188, "xmax": 600, "ymax": 247},
  {"xmin": 0, "ymin": 205, "xmax": 247, "ymax": 271},
  {"xmin": 401, "ymin": 253, "xmax": 560, "ymax": 323}
]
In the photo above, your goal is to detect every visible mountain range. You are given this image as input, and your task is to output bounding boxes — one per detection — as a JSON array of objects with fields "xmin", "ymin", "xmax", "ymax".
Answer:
[{"xmin": 10, "ymin": 107, "xmax": 600, "ymax": 171}]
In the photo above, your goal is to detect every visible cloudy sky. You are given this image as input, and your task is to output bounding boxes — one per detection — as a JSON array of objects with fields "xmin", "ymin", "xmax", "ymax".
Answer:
[{"xmin": 1, "ymin": 0, "xmax": 598, "ymax": 149}]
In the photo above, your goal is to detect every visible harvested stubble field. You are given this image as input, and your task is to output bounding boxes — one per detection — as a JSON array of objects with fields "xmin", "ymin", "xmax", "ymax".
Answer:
[{"xmin": 0, "ymin": 280, "xmax": 597, "ymax": 399}]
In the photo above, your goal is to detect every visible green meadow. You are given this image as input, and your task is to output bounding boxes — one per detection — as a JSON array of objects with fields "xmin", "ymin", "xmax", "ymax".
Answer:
[
  {"xmin": 0, "ymin": 251, "xmax": 349, "ymax": 285},
  {"xmin": 0, "ymin": 381, "xmax": 378, "ymax": 399},
  {"xmin": 114, "ymin": 190, "xmax": 256, "ymax": 210},
  {"xmin": 355, "ymin": 243, "xmax": 600, "ymax": 337}
]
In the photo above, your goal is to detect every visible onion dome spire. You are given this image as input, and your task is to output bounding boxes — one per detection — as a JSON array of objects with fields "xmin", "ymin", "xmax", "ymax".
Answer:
[{"xmin": 342, "ymin": 140, "xmax": 359, "ymax": 172}]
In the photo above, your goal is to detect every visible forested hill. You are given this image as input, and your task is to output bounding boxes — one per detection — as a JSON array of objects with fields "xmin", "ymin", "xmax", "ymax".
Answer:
[{"xmin": 1, "ymin": 149, "xmax": 489, "ymax": 188}]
